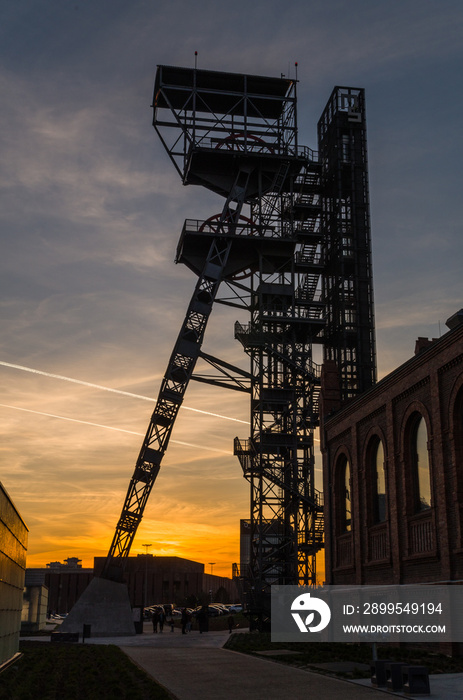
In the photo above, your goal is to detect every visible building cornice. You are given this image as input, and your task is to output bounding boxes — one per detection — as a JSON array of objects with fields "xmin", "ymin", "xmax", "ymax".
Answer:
[{"xmin": 323, "ymin": 322, "xmax": 463, "ymax": 429}]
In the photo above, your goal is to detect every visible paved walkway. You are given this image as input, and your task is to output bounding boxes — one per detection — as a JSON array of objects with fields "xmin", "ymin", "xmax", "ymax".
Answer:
[
  {"xmin": 121, "ymin": 640, "xmax": 387, "ymax": 700},
  {"xmin": 85, "ymin": 627, "xmax": 463, "ymax": 700},
  {"xmin": 28, "ymin": 625, "xmax": 463, "ymax": 699}
]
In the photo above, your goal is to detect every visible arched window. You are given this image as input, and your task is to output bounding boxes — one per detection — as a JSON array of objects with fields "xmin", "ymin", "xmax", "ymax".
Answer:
[
  {"xmin": 452, "ymin": 387, "xmax": 463, "ymax": 492},
  {"xmin": 338, "ymin": 456, "xmax": 351, "ymax": 532},
  {"xmin": 372, "ymin": 439, "xmax": 386, "ymax": 523},
  {"xmin": 411, "ymin": 415, "xmax": 431, "ymax": 511}
]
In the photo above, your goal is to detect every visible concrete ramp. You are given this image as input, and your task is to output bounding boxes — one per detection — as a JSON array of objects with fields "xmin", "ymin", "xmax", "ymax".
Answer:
[{"xmin": 60, "ymin": 577, "xmax": 136, "ymax": 637}]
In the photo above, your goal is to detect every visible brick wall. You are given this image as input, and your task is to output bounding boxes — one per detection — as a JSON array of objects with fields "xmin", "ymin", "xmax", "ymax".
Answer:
[{"xmin": 321, "ymin": 321, "xmax": 463, "ymax": 587}]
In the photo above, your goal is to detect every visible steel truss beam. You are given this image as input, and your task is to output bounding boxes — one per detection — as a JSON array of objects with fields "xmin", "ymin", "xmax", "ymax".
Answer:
[{"xmin": 191, "ymin": 351, "xmax": 251, "ymax": 393}]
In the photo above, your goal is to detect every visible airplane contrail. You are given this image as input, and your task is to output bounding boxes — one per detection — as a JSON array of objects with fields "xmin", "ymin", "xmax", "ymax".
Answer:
[
  {"xmin": 0, "ymin": 360, "xmax": 320, "ymax": 444},
  {"xmin": 0, "ymin": 403, "xmax": 232, "ymax": 455},
  {"xmin": 0, "ymin": 360, "xmax": 248, "ymax": 424}
]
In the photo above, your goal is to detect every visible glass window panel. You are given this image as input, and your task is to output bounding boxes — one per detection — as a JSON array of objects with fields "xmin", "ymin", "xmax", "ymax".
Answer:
[
  {"xmin": 414, "ymin": 417, "xmax": 431, "ymax": 511},
  {"xmin": 344, "ymin": 460, "xmax": 351, "ymax": 532},
  {"xmin": 374, "ymin": 440, "xmax": 386, "ymax": 522}
]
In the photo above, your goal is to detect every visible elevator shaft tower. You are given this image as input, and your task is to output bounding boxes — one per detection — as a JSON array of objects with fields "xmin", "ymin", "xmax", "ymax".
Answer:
[{"xmin": 319, "ymin": 87, "xmax": 376, "ymax": 400}]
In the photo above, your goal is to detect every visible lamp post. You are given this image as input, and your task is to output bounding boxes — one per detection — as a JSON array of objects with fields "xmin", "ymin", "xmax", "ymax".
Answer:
[
  {"xmin": 142, "ymin": 544, "xmax": 152, "ymax": 615},
  {"xmin": 208, "ymin": 562, "xmax": 216, "ymax": 602}
]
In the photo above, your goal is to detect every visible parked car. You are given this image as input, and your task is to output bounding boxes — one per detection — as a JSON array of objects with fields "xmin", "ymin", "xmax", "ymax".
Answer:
[
  {"xmin": 215, "ymin": 604, "xmax": 230, "ymax": 615},
  {"xmin": 193, "ymin": 605, "xmax": 222, "ymax": 617},
  {"xmin": 171, "ymin": 607, "xmax": 193, "ymax": 617},
  {"xmin": 228, "ymin": 604, "xmax": 243, "ymax": 613}
]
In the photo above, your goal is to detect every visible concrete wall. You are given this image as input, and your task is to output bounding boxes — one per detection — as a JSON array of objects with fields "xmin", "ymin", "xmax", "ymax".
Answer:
[
  {"xmin": 21, "ymin": 585, "xmax": 48, "ymax": 633},
  {"xmin": 0, "ymin": 482, "xmax": 28, "ymax": 667},
  {"xmin": 25, "ymin": 568, "xmax": 93, "ymax": 616},
  {"xmin": 94, "ymin": 555, "xmax": 237, "ymax": 607}
]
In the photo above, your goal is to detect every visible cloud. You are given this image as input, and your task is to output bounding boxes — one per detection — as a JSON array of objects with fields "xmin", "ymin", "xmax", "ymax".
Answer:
[
  {"xmin": 1, "ymin": 0, "xmax": 462, "ymax": 576},
  {"xmin": 0, "ymin": 70, "xmax": 179, "ymax": 229}
]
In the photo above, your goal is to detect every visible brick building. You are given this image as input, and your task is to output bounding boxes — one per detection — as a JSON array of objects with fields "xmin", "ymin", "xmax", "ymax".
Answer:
[{"xmin": 320, "ymin": 310, "xmax": 463, "ymax": 587}]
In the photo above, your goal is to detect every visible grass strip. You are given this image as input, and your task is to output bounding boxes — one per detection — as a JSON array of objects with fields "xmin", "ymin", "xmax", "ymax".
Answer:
[
  {"xmin": 0, "ymin": 641, "xmax": 172, "ymax": 700},
  {"xmin": 224, "ymin": 633, "xmax": 463, "ymax": 678}
]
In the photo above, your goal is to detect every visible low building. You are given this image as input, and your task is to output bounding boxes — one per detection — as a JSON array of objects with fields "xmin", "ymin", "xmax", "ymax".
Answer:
[
  {"xmin": 0, "ymin": 482, "xmax": 28, "ymax": 668},
  {"xmin": 93, "ymin": 555, "xmax": 204, "ymax": 607},
  {"xmin": 26, "ymin": 559, "xmax": 93, "ymax": 616},
  {"xmin": 26, "ymin": 555, "xmax": 237, "ymax": 614},
  {"xmin": 93, "ymin": 555, "xmax": 237, "ymax": 607}
]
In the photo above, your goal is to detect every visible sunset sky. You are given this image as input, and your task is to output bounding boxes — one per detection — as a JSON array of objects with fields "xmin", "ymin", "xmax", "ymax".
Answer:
[{"xmin": 1, "ymin": 1, "xmax": 462, "ymax": 578}]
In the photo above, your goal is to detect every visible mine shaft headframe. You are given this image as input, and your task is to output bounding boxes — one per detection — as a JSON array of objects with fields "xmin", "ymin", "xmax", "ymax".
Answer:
[{"xmin": 152, "ymin": 65, "xmax": 300, "ymax": 198}]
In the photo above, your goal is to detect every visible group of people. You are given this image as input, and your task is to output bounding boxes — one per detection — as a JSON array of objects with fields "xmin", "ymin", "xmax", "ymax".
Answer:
[
  {"xmin": 151, "ymin": 607, "xmax": 174, "ymax": 633},
  {"xmin": 150, "ymin": 606, "xmax": 194, "ymax": 634},
  {"xmin": 150, "ymin": 605, "xmax": 236, "ymax": 634}
]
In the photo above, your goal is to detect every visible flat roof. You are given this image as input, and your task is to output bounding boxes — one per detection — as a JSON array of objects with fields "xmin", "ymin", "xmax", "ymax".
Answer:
[
  {"xmin": 0, "ymin": 480, "xmax": 29, "ymax": 531},
  {"xmin": 154, "ymin": 65, "xmax": 293, "ymax": 119}
]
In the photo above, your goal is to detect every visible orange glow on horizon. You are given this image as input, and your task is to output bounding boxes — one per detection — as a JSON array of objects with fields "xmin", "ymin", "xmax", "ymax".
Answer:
[
  {"xmin": 1, "ymin": 358, "xmax": 323, "ymax": 586},
  {"xmin": 25, "ymin": 534, "xmax": 243, "ymax": 579},
  {"xmin": 25, "ymin": 530, "xmax": 325, "ymax": 583}
]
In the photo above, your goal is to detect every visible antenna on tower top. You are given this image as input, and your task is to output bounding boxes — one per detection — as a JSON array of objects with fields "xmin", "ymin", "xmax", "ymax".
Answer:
[{"xmin": 194, "ymin": 51, "xmax": 198, "ymax": 69}]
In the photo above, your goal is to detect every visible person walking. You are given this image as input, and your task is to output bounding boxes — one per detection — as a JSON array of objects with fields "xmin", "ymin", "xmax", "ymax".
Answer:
[
  {"xmin": 158, "ymin": 608, "xmax": 165, "ymax": 633},
  {"xmin": 152, "ymin": 609, "xmax": 159, "ymax": 633},
  {"xmin": 181, "ymin": 608, "xmax": 188, "ymax": 635},
  {"xmin": 198, "ymin": 605, "xmax": 208, "ymax": 634},
  {"xmin": 228, "ymin": 613, "xmax": 235, "ymax": 634}
]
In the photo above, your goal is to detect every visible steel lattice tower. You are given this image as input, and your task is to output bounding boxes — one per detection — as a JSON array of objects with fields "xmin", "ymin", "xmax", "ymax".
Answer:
[
  {"xmin": 318, "ymin": 87, "xmax": 376, "ymax": 400},
  {"xmin": 101, "ymin": 68, "xmax": 375, "ymax": 630}
]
